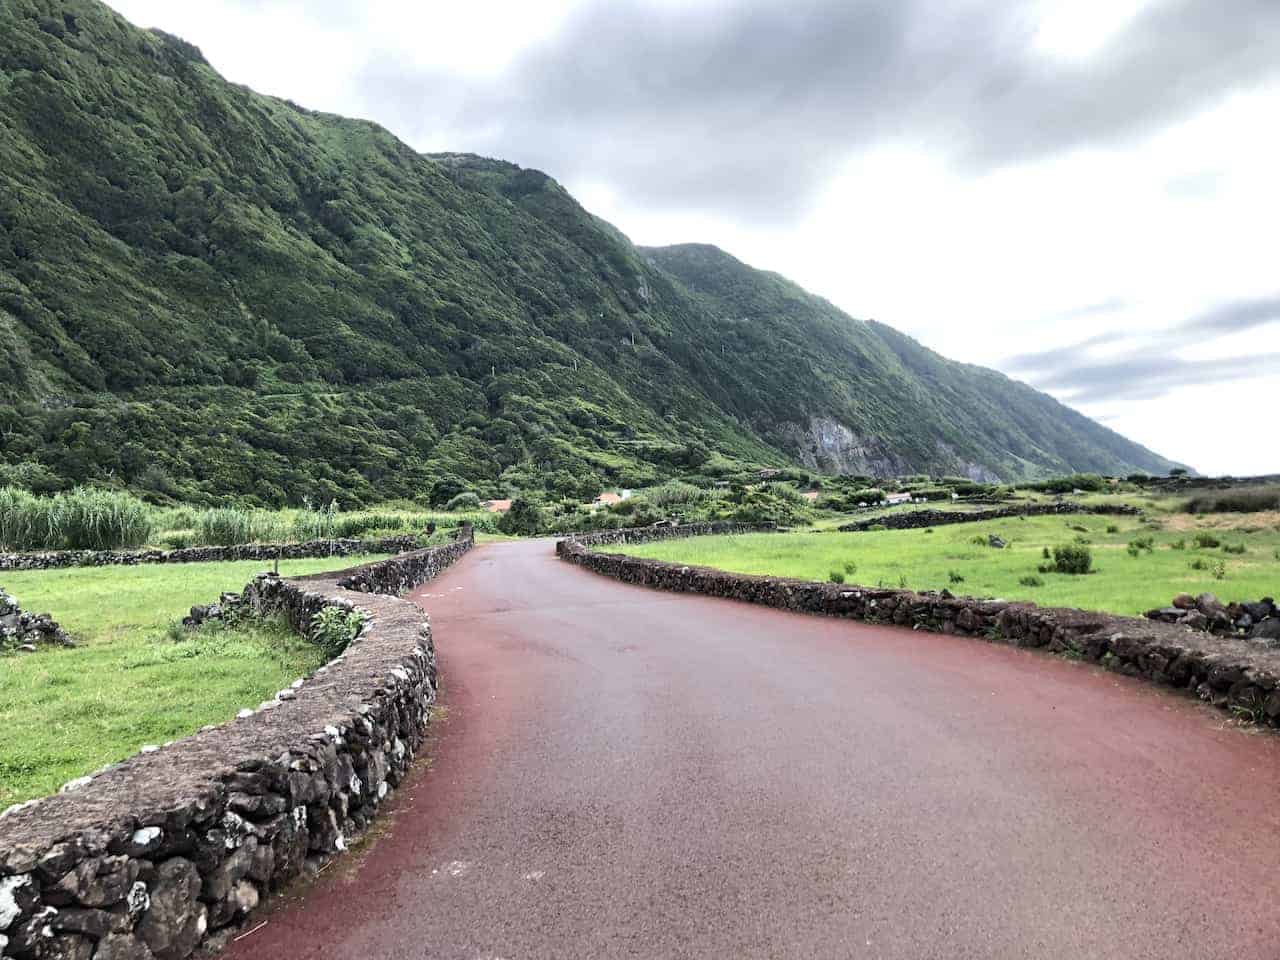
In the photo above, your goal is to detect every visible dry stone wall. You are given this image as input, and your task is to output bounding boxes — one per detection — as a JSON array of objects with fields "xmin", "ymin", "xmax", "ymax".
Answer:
[
  {"xmin": 836, "ymin": 501, "xmax": 1141, "ymax": 532},
  {"xmin": 0, "ymin": 532, "xmax": 472, "ymax": 960},
  {"xmin": 558, "ymin": 531, "xmax": 1280, "ymax": 728},
  {"xmin": 0, "ymin": 536, "xmax": 422, "ymax": 572},
  {"xmin": 567, "ymin": 521, "xmax": 779, "ymax": 548}
]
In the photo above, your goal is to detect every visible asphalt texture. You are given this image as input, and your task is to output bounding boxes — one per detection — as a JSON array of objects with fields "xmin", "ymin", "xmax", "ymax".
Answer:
[{"xmin": 225, "ymin": 539, "xmax": 1280, "ymax": 959}]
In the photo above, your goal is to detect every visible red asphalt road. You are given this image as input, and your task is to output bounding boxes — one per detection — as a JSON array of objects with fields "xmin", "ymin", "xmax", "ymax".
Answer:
[{"xmin": 227, "ymin": 539, "xmax": 1280, "ymax": 959}]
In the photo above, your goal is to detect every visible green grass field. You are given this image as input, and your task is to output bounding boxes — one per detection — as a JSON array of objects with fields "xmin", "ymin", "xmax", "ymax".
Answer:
[
  {"xmin": 619, "ymin": 514, "xmax": 1280, "ymax": 617},
  {"xmin": 0, "ymin": 554, "xmax": 389, "ymax": 807}
]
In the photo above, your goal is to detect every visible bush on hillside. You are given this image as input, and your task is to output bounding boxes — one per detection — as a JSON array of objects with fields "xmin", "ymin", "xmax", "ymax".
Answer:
[
  {"xmin": 498, "ymin": 498, "xmax": 545, "ymax": 536},
  {"xmin": 444, "ymin": 492, "xmax": 482, "ymax": 511},
  {"xmin": 1184, "ymin": 486, "xmax": 1280, "ymax": 514}
]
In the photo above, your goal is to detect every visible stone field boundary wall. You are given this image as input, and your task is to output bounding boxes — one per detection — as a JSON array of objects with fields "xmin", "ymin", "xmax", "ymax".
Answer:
[
  {"xmin": 836, "ymin": 501, "xmax": 1141, "ymax": 532},
  {"xmin": 0, "ymin": 536, "xmax": 424, "ymax": 572},
  {"xmin": 0, "ymin": 530, "xmax": 473, "ymax": 960},
  {"xmin": 557, "ymin": 525, "xmax": 1280, "ymax": 730}
]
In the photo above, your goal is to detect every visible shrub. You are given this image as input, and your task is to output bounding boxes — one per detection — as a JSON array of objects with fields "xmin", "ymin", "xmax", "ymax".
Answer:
[
  {"xmin": 310, "ymin": 605, "xmax": 366, "ymax": 657},
  {"xmin": 924, "ymin": 527, "xmax": 934, "ymax": 534},
  {"xmin": 645, "ymin": 480, "xmax": 709, "ymax": 510},
  {"xmin": 1018, "ymin": 575, "xmax": 1045, "ymax": 587},
  {"xmin": 498, "ymin": 498, "xmax": 545, "ymax": 536},
  {"xmin": 1129, "ymin": 536, "xmax": 1154, "ymax": 552},
  {"xmin": 1041, "ymin": 546, "xmax": 1051, "ymax": 560},
  {"xmin": 161, "ymin": 531, "xmax": 194, "ymax": 550},
  {"xmin": 1169, "ymin": 539, "xmax": 1186, "ymax": 550},
  {"xmin": 331, "ymin": 512, "xmax": 410, "ymax": 538},
  {"xmin": 948, "ymin": 570, "xmax": 965, "ymax": 584},
  {"xmin": 1212, "ymin": 560, "xmax": 1227, "ymax": 581},
  {"xmin": 828, "ymin": 571, "xmax": 845, "ymax": 584},
  {"xmin": 1193, "ymin": 532, "xmax": 1221, "ymax": 549},
  {"xmin": 843, "ymin": 560, "xmax": 857, "ymax": 575},
  {"xmin": 1047, "ymin": 544, "xmax": 1092, "ymax": 575},
  {"xmin": 1184, "ymin": 486, "xmax": 1280, "ymax": 514},
  {"xmin": 1222, "ymin": 542, "xmax": 1246, "ymax": 555},
  {"xmin": 1106, "ymin": 524, "xmax": 1120, "ymax": 534},
  {"xmin": 444, "ymin": 492, "xmax": 482, "ymax": 512},
  {"xmin": 1189, "ymin": 558, "xmax": 1209, "ymax": 571},
  {"xmin": 970, "ymin": 535, "xmax": 987, "ymax": 546}
]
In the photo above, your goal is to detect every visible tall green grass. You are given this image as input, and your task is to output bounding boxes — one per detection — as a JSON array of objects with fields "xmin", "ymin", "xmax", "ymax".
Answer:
[
  {"xmin": 0, "ymin": 487, "xmax": 153, "ymax": 551},
  {"xmin": 195, "ymin": 508, "xmax": 284, "ymax": 546}
]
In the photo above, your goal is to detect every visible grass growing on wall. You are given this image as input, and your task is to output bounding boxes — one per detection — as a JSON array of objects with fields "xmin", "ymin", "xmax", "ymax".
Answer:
[
  {"xmin": 0, "ymin": 554, "xmax": 390, "ymax": 807},
  {"xmin": 616, "ymin": 514, "xmax": 1280, "ymax": 617}
]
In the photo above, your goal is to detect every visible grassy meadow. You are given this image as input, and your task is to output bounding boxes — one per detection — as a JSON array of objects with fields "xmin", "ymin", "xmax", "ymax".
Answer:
[
  {"xmin": 618, "ymin": 512, "xmax": 1280, "ymax": 616},
  {"xmin": 0, "ymin": 554, "xmax": 389, "ymax": 807}
]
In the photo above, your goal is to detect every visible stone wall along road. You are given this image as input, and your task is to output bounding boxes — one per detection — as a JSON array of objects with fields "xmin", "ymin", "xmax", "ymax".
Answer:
[{"xmin": 0, "ymin": 533, "xmax": 471, "ymax": 960}]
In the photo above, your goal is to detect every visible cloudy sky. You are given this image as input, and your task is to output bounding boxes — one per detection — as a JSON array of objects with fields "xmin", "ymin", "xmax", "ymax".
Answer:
[{"xmin": 108, "ymin": 0, "xmax": 1280, "ymax": 475}]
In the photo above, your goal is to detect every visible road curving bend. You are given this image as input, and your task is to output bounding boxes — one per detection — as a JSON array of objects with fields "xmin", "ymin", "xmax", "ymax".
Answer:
[{"xmin": 226, "ymin": 538, "xmax": 1280, "ymax": 959}]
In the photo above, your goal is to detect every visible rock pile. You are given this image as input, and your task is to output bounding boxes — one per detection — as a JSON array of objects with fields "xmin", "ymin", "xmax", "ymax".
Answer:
[
  {"xmin": 0, "ymin": 587, "xmax": 73, "ymax": 654},
  {"xmin": 1145, "ymin": 593, "xmax": 1279, "ymax": 644}
]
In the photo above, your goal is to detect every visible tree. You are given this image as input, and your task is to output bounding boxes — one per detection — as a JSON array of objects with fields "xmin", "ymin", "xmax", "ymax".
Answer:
[{"xmin": 498, "ymin": 497, "xmax": 545, "ymax": 536}]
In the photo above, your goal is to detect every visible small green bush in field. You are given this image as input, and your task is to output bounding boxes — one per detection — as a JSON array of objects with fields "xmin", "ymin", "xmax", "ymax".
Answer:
[
  {"xmin": 1212, "ymin": 560, "xmax": 1227, "ymax": 581},
  {"xmin": 843, "ymin": 560, "xmax": 857, "ymax": 575},
  {"xmin": 948, "ymin": 570, "xmax": 965, "ymax": 584},
  {"xmin": 1169, "ymin": 539, "xmax": 1186, "ymax": 550},
  {"xmin": 1018, "ymin": 574, "xmax": 1045, "ymax": 587},
  {"xmin": 1222, "ymin": 542, "xmax": 1247, "ymax": 555},
  {"xmin": 1044, "ymin": 544, "xmax": 1092, "ymax": 575},
  {"xmin": 310, "ymin": 605, "xmax": 367, "ymax": 657},
  {"xmin": 1106, "ymin": 524, "xmax": 1120, "ymax": 534},
  {"xmin": 828, "ymin": 570, "xmax": 845, "ymax": 584},
  {"xmin": 1189, "ymin": 558, "xmax": 1208, "ymax": 571},
  {"xmin": 1194, "ymin": 532, "xmax": 1221, "ymax": 549},
  {"xmin": 1041, "ymin": 546, "xmax": 1052, "ymax": 560}
]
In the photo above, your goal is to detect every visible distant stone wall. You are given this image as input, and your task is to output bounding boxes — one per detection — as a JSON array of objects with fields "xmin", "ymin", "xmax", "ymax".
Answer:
[
  {"xmin": 0, "ymin": 536, "xmax": 421, "ymax": 572},
  {"xmin": 0, "ymin": 531, "xmax": 472, "ymax": 960},
  {"xmin": 558, "ymin": 532, "xmax": 1280, "ymax": 728},
  {"xmin": 836, "ymin": 501, "xmax": 1141, "ymax": 532},
  {"xmin": 567, "ymin": 522, "xmax": 779, "ymax": 549}
]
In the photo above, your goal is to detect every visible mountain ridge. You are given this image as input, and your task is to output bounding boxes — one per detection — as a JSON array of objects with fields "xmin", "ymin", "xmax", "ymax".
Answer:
[{"xmin": 0, "ymin": 0, "xmax": 1180, "ymax": 505}]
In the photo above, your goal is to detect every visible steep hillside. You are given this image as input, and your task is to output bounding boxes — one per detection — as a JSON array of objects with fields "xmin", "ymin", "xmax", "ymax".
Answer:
[
  {"xmin": 643, "ymin": 244, "xmax": 1175, "ymax": 479},
  {"xmin": 0, "ymin": 0, "xmax": 1177, "ymax": 505}
]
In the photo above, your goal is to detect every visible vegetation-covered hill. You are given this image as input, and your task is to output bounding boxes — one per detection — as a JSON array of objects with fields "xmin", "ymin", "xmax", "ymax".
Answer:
[{"xmin": 0, "ymin": 0, "xmax": 1178, "ymax": 506}]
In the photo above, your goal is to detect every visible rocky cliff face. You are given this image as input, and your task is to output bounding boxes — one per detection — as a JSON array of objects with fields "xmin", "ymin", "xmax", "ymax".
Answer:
[{"xmin": 785, "ymin": 417, "xmax": 1000, "ymax": 481}]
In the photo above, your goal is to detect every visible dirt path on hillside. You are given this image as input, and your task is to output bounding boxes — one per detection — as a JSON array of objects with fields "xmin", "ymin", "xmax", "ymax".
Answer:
[{"xmin": 225, "ymin": 538, "xmax": 1280, "ymax": 959}]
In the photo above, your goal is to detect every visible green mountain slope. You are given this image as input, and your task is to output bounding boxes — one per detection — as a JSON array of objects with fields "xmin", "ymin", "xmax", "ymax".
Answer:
[{"xmin": 0, "ymin": 0, "xmax": 1177, "ymax": 505}]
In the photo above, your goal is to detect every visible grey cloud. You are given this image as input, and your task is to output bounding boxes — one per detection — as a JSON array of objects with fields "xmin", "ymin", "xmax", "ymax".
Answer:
[
  {"xmin": 1182, "ymin": 295, "xmax": 1280, "ymax": 334},
  {"xmin": 1004, "ymin": 292, "xmax": 1280, "ymax": 402},
  {"xmin": 1031, "ymin": 351, "xmax": 1280, "ymax": 403},
  {"xmin": 353, "ymin": 0, "xmax": 1280, "ymax": 223},
  {"xmin": 1004, "ymin": 330, "xmax": 1126, "ymax": 373}
]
